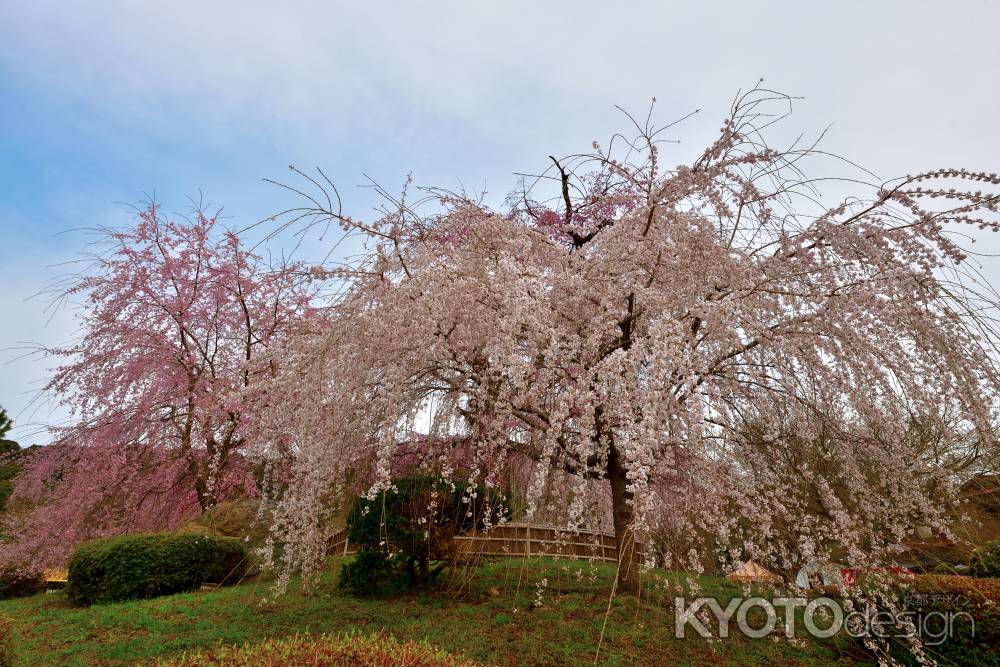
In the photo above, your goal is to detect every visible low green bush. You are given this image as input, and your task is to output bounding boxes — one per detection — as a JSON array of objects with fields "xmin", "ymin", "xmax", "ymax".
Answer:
[
  {"xmin": 338, "ymin": 549, "xmax": 399, "ymax": 596},
  {"xmin": 67, "ymin": 533, "xmax": 248, "ymax": 605},
  {"xmin": 0, "ymin": 439, "xmax": 22, "ymax": 516},
  {"xmin": 339, "ymin": 475, "xmax": 507, "ymax": 596},
  {"xmin": 932, "ymin": 561, "xmax": 956, "ymax": 575},
  {"xmin": 0, "ymin": 565, "xmax": 43, "ymax": 599},
  {"xmin": 969, "ymin": 539, "xmax": 1000, "ymax": 579}
]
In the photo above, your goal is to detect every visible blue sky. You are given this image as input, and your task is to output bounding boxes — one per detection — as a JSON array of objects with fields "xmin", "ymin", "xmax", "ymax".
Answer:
[{"xmin": 2, "ymin": 1, "xmax": 999, "ymax": 441}]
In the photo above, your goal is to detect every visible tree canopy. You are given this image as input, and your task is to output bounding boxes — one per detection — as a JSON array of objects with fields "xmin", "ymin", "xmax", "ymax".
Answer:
[
  {"xmin": 3, "ymin": 208, "xmax": 313, "ymax": 567},
  {"xmin": 258, "ymin": 89, "xmax": 1000, "ymax": 595}
]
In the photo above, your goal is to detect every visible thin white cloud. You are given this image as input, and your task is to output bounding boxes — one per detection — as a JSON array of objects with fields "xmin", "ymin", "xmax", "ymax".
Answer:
[{"xmin": 2, "ymin": 0, "xmax": 996, "ymax": 167}]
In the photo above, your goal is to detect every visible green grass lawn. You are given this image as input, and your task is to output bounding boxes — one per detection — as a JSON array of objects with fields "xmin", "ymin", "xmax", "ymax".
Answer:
[{"xmin": 0, "ymin": 557, "xmax": 860, "ymax": 666}]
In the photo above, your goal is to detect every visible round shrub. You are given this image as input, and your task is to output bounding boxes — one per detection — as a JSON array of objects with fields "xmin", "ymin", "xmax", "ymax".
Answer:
[
  {"xmin": 339, "ymin": 475, "xmax": 506, "ymax": 595},
  {"xmin": 67, "ymin": 533, "xmax": 248, "ymax": 605}
]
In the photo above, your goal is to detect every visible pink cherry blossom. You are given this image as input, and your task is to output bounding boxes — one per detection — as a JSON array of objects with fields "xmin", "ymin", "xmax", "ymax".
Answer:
[
  {"xmin": 257, "ymin": 90, "xmax": 1000, "ymax": 602},
  {"xmin": 3, "ymin": 205, "xmax": 313, "ymax": 568}
]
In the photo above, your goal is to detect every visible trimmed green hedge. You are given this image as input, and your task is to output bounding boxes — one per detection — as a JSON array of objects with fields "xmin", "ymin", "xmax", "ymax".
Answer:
[{"xmin": 67, "ymin": 533, "xmax": 248, "ymax": 605}]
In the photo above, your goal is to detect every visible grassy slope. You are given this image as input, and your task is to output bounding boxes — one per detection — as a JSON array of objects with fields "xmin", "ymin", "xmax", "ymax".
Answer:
[{"xmin": 0, "ymin": 557, "xmax": 857, "ymax": 666}]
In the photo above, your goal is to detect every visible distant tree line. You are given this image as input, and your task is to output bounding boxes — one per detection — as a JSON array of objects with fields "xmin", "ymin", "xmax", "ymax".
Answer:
[{"xmin": 0, "ymin": 406, "xmax": 23, "ymax": 516}]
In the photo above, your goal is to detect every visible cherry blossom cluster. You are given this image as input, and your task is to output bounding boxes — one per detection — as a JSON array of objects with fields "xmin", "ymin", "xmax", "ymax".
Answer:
[
  {"xmin": 3, "ymin": 206, "xmax": 313, "ymax": 568},
  {"xmin": 257, "ymin": 90, "xmax": 1000, "ymax": 608}
]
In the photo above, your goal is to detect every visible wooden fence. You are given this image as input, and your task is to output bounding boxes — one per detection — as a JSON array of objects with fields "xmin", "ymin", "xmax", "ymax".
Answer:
[{"xmin": 329, "ymin": 522, "xmax": 645, "ymax": 563}]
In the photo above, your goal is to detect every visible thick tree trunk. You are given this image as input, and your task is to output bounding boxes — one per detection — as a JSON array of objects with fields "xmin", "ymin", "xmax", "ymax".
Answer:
[{"xmin": 608, "ymin": 443, "xmax": 639, "ymax": 595}]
